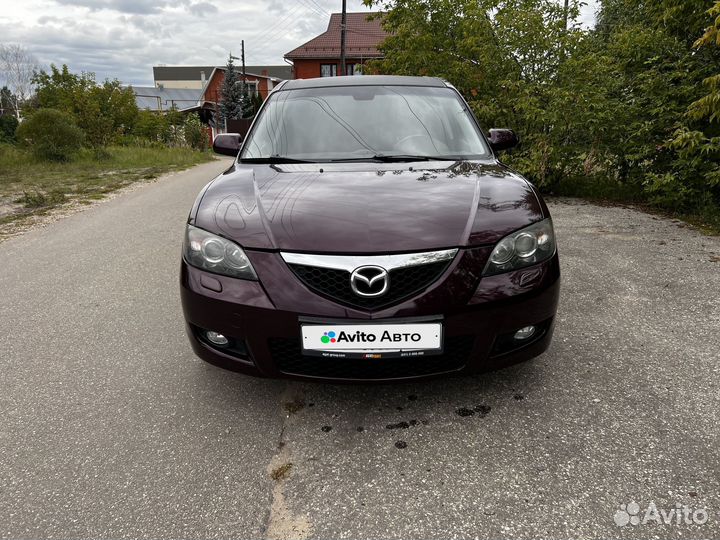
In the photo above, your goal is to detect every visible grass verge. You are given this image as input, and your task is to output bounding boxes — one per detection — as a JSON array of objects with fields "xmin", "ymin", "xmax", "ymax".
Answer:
[{"xmin": 0, "ymin": 144, "xmax": 214, "ymax": 232}]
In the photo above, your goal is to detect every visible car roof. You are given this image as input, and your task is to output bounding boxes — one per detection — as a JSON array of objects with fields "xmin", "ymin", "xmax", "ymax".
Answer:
[{"xmin": 278, "ymin": 75, "xmax": 448, "ymax": 91}]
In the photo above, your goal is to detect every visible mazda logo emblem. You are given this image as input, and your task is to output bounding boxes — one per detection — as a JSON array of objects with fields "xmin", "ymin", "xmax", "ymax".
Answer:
[{"xmin": 350, "ymin": 265, "xmax": 389, "ymax": 298}]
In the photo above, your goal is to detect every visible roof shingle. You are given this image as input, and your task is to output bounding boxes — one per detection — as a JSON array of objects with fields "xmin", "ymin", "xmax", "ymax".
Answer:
[{"xmin": 284, "ymin": 12, "xmax": 387, "ymax": 60}]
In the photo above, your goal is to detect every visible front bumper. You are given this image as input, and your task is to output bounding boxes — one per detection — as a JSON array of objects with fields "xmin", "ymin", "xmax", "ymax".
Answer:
[{"xmin": 180, "ymin": 248, "xmax": 560, "ymax": 382}]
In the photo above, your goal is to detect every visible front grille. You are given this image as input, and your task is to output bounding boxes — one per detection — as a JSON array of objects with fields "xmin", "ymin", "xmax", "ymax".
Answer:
[
  {"xmin": 288, "ymin": 260, "xmax": 451, "ymax": 309},
  {"xmin": 269, "ymin": 335, "xmax": 474, "ymax": 380}
]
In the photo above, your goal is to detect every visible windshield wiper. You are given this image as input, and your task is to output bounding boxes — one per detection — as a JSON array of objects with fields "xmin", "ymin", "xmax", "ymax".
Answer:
[
  {"xmin": 329, "ymin": 155, "xmax": 461, "ymax": 163},
  {"xmin": 239, "ymin": 156, "xmax": 315, "ymax": 164},
  {"xmin": 241, "ymin": 155, "xmax": 465, "ymax": 164}
]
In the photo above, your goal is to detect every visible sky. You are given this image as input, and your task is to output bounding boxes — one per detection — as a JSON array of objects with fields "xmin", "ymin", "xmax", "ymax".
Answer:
[{"xmin": 0, "ymin": 0, "xmax": 599, "ymax": 87}]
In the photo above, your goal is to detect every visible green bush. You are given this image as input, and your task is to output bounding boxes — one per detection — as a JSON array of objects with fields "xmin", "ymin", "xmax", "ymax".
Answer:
[
  {"xmin": 183, "ymin": 113, "xmax": 207, "ymax": 151},
  {"xmin": 16, "ymin": 108, "xmax": 84, "ymax": 161},
  {"xmin": 132, "ymin": 109, "xmax": 165, "ymax": 141},
  {"xmin": 133, "ymin": 109, "xmax": 181, "ymax": 145},
  {"xmin": 0, "ymin": 115, "xmax": 19, "ymax": 143}
]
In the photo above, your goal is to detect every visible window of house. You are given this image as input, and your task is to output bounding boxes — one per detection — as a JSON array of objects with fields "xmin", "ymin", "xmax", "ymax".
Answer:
[
  {"xmin": 320, "ymin": 64, "xmax": 337, "ymax": 77},
  {"xmin": 235, "ymin": 80, "xmax": 258, "ymax": 96}
]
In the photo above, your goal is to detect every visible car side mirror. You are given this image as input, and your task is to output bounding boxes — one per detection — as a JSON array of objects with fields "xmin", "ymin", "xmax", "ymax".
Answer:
[
  {"xmin": 213, "ymin": 133, "xmax": 242, "ymax": 156},
  {"xmin": 488, "ymin": 129, "xmax": 519, "ymax": 152}
]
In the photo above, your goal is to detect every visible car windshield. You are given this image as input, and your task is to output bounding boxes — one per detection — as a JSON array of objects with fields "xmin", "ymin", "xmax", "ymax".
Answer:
[{"xmin": 240, "ymin": 85, "xmax": 489, "ymax": 162}]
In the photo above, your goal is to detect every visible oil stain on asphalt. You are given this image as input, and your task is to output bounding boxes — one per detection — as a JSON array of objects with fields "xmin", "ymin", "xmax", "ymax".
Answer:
[{"xmin": 455, "ymin": 405, "xmax": 492, "ymax": 417}]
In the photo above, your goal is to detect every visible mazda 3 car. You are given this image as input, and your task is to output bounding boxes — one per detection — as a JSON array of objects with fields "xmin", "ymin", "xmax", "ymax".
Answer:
[{"xmin": 180, "ymin": 75, "xmax": 560, "ymax": 381}]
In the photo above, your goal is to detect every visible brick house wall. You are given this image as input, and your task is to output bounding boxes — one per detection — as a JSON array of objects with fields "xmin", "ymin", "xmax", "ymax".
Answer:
[
  {"xmin": 202, "ymin": 70, "xmax": 274, "ymax": 104},
  {"xmin": 292, "ymin": 59, "xmax": 369, "ymax": 79}
]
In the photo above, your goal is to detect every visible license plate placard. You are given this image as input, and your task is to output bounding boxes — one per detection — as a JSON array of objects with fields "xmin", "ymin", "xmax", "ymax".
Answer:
[{"xmin": 301, "ymin": 322, "xmax": 443, "ymax": 359}]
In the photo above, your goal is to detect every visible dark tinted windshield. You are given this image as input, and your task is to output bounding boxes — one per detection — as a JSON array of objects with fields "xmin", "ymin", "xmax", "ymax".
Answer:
[{"xmin": 240, "ymin": 85, "xmax": 489, "ymax": 162}]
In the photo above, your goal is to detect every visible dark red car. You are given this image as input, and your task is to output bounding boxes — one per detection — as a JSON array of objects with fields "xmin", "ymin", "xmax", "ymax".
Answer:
[{"xmin": 181, "ymin": 76, "xmax": 560, "ymax": 381}]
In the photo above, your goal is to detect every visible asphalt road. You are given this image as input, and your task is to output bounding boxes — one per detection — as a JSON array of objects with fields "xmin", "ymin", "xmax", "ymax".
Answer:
[{"xmin": 1, "ymin": 159, "xmax": 719, "ymax": 539}]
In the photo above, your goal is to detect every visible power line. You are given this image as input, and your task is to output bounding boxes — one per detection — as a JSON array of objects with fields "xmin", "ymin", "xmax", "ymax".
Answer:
[
  {"xmin": 296, "ymin": 0, "xmax": 327, "ymax": 18},
  {"xmin": 306, "ymin": 0, "xmax": 330, "ymax": 15},
  {"xmin": 245, "ymin": 0, "xmax": 334, "ymax": 62},
  {"xmin": 246, "ymin": 3, "xmax": 303, "ymax": 44},
  {"xmin": 252, "ymin": 12, "xmax": 308, "ymax": 51},
  {"xmin": 252, "ymin": 0, "xmax": 334, "ymax": 52}
]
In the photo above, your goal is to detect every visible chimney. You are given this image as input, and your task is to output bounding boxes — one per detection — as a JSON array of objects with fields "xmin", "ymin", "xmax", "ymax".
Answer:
[{"xmin": 200, "ymin": 71, "xmax": 206, "ymax": 84}]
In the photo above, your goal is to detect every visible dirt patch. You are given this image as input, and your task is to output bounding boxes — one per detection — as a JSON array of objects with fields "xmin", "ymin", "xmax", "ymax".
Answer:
[
  {"xmin": 0, "ymin": 175, "xmax": 164, "ymax": 243},
  {"xmin": 270, "ymin": 463, "xmax": 293, "ymax": 482},
  {"xmin": 283, "ymin": 398, "xmax": 305, "ymax": 415},
  {"xmin": 265, "ymin": 440, "xmax": 313, "ymax": 540},
  {"xmin": 0, "ymin": 198, "xmax": 25, "ymax": 219}
]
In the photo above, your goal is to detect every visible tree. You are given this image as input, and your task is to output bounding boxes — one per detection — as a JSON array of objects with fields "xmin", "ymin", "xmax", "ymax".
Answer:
[
  {"xmin": 219, "ymin": 54, "xmax": 246, "ymax": 122},
  {"xmin": 669, "ymin": 1, "xmax": 720, "ymax": 210},
  {"xmin": 596, "ymin": 0, "xmax": 714, "ymax": 49},
  {"xmin": 0, "ymin": 114, "xmax": 19, "ymax": 142},
  {"xmin": 133, "ymin": 109, "xmax": 168, "ymax": 143},
  {"xmin": 0, "ymin": 86, "xmax": 16, "ymax": 115},
  {"xmin": 582, "ymin": 0, "xmax": 716, "ymax": 209},
  {"xmin": 245, "ymin": 92, "xmax": 263, "ymax": 118},
  {"xmin": 0, "ymin": 44, "xmax": 38, "ymax": 119},
  {"xmin": 687, "ymin": 1, "xmax": 720, "ymax": 124},
  {"xmin": 32, "ymin": 64, "xmax": 138, "ymax": 146},
  {"xmin": 363, "ymin": 0, "xmax": 584, "ymax": 186},
  {"xmin": 363, "ymin": 0, "xmax": 720, "ymax": 222}
]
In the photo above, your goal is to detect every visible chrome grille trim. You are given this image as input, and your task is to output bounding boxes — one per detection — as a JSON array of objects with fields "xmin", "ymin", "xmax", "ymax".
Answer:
[{"xmin": 280, "ymin": 248, "xmax": 458, "ymax": 272}]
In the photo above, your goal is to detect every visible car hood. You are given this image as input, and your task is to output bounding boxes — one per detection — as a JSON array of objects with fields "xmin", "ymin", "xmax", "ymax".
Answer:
[{"xmin": 192, "ymin": 160, "xmax": 546, "ymax": 253}]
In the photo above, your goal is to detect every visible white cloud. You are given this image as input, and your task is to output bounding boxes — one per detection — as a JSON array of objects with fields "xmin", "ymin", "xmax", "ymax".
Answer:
[
  {"xmin": 187, "ymin": 2, "xmax": 219, "ymax": 17},
  {"xmin": 0, "ymin": 0, "xmax": 598, "ymax": 86}
]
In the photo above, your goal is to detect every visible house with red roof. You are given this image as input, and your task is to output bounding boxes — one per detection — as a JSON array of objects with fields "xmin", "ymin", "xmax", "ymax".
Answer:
[{"xmin": 284, "ymin": 12, "xmax": 388, "ymax": 79}]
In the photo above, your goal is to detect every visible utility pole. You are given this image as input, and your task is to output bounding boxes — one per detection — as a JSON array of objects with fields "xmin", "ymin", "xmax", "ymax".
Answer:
[
  {"xmin": 340, "ymin": 0, "xmax": 347, "ymax": 76},
  {"xmin": 241, "ymin": 40, "xmax": 247, "ymax": 85}
]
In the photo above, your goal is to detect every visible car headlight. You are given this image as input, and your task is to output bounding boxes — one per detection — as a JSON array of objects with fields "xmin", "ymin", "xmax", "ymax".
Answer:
[
  {"xmin": 183, "ymin": 225, "xmax": 258, "ymax": 280},
  {"xmin": 482, "ymin": 218, "xmax": 556, "ymax": 276}
]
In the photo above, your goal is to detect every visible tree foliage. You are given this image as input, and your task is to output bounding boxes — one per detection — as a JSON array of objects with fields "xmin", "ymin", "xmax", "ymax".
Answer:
[
  {"xmin": 365, "ymin": 0, "xmax": 720, "ymax": 219},
  {"xmin": 219, "ymin": 55, "xmax": 247, "ymax": 121},
  {"xmin": 0, "ymin": 114, "xmax": 19, "ymax": 142},
  {"xmin": 246, "ymin": 92, "xmax": 263, "ymax": 118},
  {"xmin": 667, "ymin": 1, "xmax": 720, "ymax": 206},
  {"xmin": 33, "ymin": 65, "xmax": 139, "ymax": 147},
  {"xmin": 1, "ymin": 86, "xmax": 16, "ymax": 115}
]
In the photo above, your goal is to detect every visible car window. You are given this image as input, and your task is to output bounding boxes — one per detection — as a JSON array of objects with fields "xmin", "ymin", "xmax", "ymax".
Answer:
[{"xmin": 241, "ymin": 85, "xmax": 489, "ymax": 161}]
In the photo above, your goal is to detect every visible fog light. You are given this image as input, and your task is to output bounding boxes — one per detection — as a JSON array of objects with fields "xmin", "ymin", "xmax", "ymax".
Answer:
[
  {"xmin": 514, "ymin": 326, "xmax": 536, "ymax": 340},
  {"xmin": 206, "ymin": 331, "xmax": 229, "ymax": 346}
]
